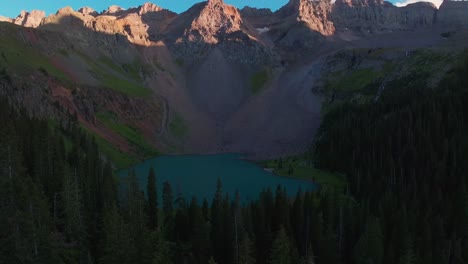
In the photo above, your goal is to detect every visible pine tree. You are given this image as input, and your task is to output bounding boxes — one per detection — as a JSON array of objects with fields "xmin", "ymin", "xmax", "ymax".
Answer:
[
  {"xmin": 353, "ymin": 217, "xmax": 384, "ymax": 264},
  {"xmin": 237, "ymin": 233, "xmax": 256, "ymax": 264},
  {"xmin": 162, "ymin": 181, "xmax": 174, "ymax": 240},
  {"xmin": 62, "ymin": 167, "xmax": 88, "ymax": 261},
  {"xmin": 153, "ymin": 231, "xmax": 173, "ymax": 264},
  {"xmin": 269, "ymin": 226, "xmax": 292, "ymax": 264},
  {"xmin": 274, "ymin": 186, "xmax": 290, "ymax": 231},
  {"xmin": 100, "ymin": 205, "xmax": 134, "ymax": 264},
  {"xmin": 211, "ymin": 178, "xmax": 224, "ymax": 263},
  {"xmin": 126, "ymin": 171, "xmax": 148, "ymax": 262},
  {"xmin": 147, "ymin": 167, "xmax": 158, "ymax": 230},
  {"xmin": 208, "ymin": 257, "xmax": 218, "ymax": 264},
  {"xmin": 398, "ymin": 238, "xmax": 415, "ymax": 264},
  {"xmin": 101, "ymin": 161, "xmax": 116, "ymax": 211},
  {"xmin": 189, "ymin": 198, "xmax": 211, "ymax": 263},
  {"xmin": 304, "ymin": 246, "xmax": 316, "ymax": 264}
]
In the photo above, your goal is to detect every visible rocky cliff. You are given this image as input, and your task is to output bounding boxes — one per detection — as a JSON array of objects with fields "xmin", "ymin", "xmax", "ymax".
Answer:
[
  {"xmin": 12, "ymin": 10, "xmax": 45, "ymax": 28},
  {"xmin": 3, "ymin": 0, "xmax": 466, "ymax": 50},
  {"xmin": 0, "ymin": 16, "xmax": 12, "ymax": 23},
  {"xmin": 162, "ymin": 0, "xmax": 273, "ymax": 64},
  {"xmin": 276, "ymin": 0, "xmax": 336, "ymax": 35},
  {"xmin": 331, "ymin": 0, "xmax": 437, "ymax": 34},
  {"xmin": 437, "ymin": 0, "xmax": 468, "ymax": 27},
  {"xmin": 3, "ymin": 0, "xmax": 467, "ymax": 41}
]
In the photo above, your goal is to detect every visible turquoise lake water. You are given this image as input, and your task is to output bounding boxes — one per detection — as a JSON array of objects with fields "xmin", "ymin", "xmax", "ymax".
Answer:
[{"xmin": 118, "ymin": 154, "xmax": 316, "ymax": 203}]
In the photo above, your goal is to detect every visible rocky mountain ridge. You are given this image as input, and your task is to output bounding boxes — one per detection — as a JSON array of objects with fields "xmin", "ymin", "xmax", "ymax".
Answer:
[
  {"xmin": 1, "ymin": 0, "xmax": 468, "ymax": 161},
  {"xmin": 3, "ymin": 0, "xmax": 468, "ymax": 43}
]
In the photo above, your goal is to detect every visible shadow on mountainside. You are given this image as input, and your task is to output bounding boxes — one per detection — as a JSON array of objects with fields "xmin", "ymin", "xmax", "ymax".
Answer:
[
  {"xmin": 0, "ymin": 16, "xmax": 173, "ymax": 167},
  {"xmin": 2, "ymin": 0, "xmax": 467, "ymax": 162}
]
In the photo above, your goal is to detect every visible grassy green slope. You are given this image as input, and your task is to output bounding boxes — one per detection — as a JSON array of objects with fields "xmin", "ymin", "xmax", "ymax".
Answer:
[
  {"xmin": 96, "ymin": 111, "xmax": 158, "ymax": 157},
  {"xmin": 0, "ymin": 35, "xmax": 69, "ymax": 82},
  {"xmin": 76, "ymin": 52, "xmax": 152, "ymax": 97}
]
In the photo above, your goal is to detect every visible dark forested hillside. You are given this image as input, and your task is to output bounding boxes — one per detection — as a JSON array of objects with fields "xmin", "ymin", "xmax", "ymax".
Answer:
[
  {"xmin": 314, "ymin": 52, "xmax": 468, "ymax": 263},
  {"xmin": 1, "ymin": 52, "xmax": 467, "ymax": 264},
  {"xmin": 0, "ymin": 101, "xmax": 117, "ymax": 263}
]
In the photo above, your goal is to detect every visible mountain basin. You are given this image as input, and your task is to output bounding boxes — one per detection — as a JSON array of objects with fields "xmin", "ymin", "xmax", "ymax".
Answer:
[{"xmin": 118, "ymin": 154, "xmax": 317, "ymax": 203}]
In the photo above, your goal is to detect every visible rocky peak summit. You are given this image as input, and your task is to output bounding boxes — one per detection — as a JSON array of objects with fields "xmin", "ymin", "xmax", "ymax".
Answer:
[
  {"xmin": 168, "ymin": 0, "xmax": 246, "ymax": 44},
  {"xmin": 207, "ymin": 0, "xmax": 224, "ymax": 5},
  {"xmin": 78, "ymin": 7, "xmax": 98, "ymax": 16},
  {"xmin": 13, "ymin": 10, "xmax": 45, "ymax": 28},
  {"xmin": 137, "ymin": 2, "xmax": 163, "ymax": 15},
  {"xmin": 277, "ymin": 0, "xmax": 336, "ymax": 35},
  {"xmin": 0, "ymin": 16, "xmax": 12, "ymax": 23},
  {"xmin": 105, "ymin": 5, "xmax": 125, "ymax": 14},
  {"xmin": 56, "ymin": 7, "xmax": 75, "ymax": 16}
]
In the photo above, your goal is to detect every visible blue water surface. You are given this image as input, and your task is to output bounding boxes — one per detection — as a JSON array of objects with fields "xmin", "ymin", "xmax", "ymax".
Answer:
[{"xmin": 118, "ymin": 154, "xmax": 316, "ymax": 203}]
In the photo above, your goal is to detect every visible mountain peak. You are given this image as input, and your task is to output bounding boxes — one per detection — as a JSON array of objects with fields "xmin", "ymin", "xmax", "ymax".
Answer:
[
  {"xmin": 56, "ymin": 6, "xmax": 75, "ymax": 15},
  {"xmin": 207, "ymin": 0, "xmax": 224, "ymax": 5},
  {"xmin": 138, "ymin": 2, "xmax": 163, "ymax": 15},
  {"xmin": 105, "ymin": 5, "xmax": 125, "ymax": 14},
  {"xmin": 78, "ymin": 7, "xmax": 98, "ymax": 16},
  {"xmin": 279, "ymin": 0, "xmax": 335, "ymax": 35},
  {"xmin": 175, "ymin": 0, "xmax": 245, "ymax": 44},
  {"xmin": 0, "ymin": 16, "xmax": 12, "ymax": 23},
  {"xmin": 12, "ymin": 10, "xmax": 45, "ymax": 28}
]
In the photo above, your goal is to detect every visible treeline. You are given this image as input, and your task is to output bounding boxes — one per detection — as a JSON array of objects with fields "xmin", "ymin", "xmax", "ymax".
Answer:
[
  {"xmin": 0, "ymin": 101, "xmax": 117, "ymax": 263},
  {"xmin": 314, "ymin": 52, "xmax": 468, "ymax": 263}
]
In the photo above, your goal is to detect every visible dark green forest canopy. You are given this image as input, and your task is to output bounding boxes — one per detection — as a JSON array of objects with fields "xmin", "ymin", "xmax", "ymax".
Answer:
[
  {"xmin": 314, "ymin": 51, "xmax": 468, "ymax": 264},
  {"xmin": 0, "ymin": 52, "xmax": 467, "ymax": 264}
]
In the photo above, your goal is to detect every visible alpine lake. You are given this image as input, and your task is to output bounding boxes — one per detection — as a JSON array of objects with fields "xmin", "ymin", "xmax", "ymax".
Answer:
[{"xmin": 118, "ymin": 154, "xmax": 317, "ymax": 203}]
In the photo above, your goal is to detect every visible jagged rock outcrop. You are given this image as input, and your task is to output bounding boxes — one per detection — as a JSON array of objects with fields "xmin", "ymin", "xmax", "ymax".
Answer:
[
  {"xmin": 437, "ymin": 0, "xmax": 468, "ymax": 27},
  {"xmin": 42, "ymin": 7, "xmax": 95, "ymax": 35},
  {"xmin": 0, "ymin": 0, "xmax": 461, "ymax": 46},
  {"xmin": 39, "ymin": 3, "xmax": 175, "ymax": 46},
  {"xmin": 105, "ymin": 5, "xmax": 126, "ymax": 15},
  {"xmin": 13, "ymin": 10, "xmax": 45, "ymax": 28},
  {"xmin": 277, "ymin": 0, "xmax": 336, "ymax": 35},
  {"xmin": 163, "ymin": 0, "xmax": 273, "ymax": 64},
  {"xmin": 78, "ymin": 7, "xmax": 98, "ymax": 16},
  {"xmin": 137, "ymin": 2, "xmax": 163, "ymax": 15},
  {"xmin": 180, "ymin": 0, "xmax": 246, "ymax": 44},
  {"xmin": 332, "ymin": 0, "xmax": 400, "ymax": 33},
  {"xmin": 400, "ymin": 2, "xmax": 437, "ymax": 27},
  {"xmin": 331, "ymin": 0, "xmax": 437, "ymax": 33},
  {"xmin": 0, "ymin": 16, "xmax": 12, "ymax": 23}
]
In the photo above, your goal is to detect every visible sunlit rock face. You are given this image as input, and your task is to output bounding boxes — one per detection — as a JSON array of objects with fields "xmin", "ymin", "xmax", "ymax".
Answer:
[
  {"xmin": 160, "ymin": 0, "xmax": 274, "ymax": 65},
  {"xmin": 0, "ymin": 16, "xmax": 12, "ymax": 23},
  {"xmin": 276, "ymin": 0, "xmax": 336, "ymax": 36},
  {"xmin": 77, "ymin": 7, "xmax": 98, "ymax": 17},
  {"xmin": 13, "ymin": 10, "xmax": 46, "ymax": 28},
  {"xmin": 180, "ymin": 0, "xmax": 246, "ymax": 44}
]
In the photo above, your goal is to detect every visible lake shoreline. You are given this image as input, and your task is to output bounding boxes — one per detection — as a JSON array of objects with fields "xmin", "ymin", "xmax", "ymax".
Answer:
[{"xmin": 118, "ymin": 154, "xmax": 317, "ymax": 203}]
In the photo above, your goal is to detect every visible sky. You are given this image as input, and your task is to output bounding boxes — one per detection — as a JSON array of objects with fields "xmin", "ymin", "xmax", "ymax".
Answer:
[{"xmin": 0, "ymin": 0, "xmax": 442, "ymax": 18}]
